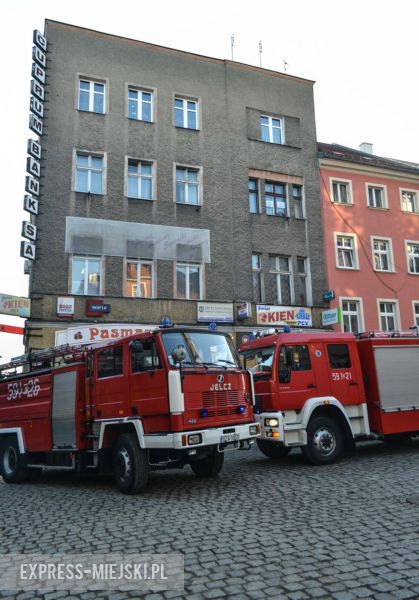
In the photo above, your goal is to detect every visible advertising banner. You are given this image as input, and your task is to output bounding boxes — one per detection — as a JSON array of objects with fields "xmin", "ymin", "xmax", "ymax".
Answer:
[
  {"xmin": 55, "ymin": 323, "xmax": 158, "ymax": 346},
  {"xmin": 0, "ymin": 294, "xmax": 31, "ymax": 318},
  {"xmin": 256, "ymin": 305, "xmax": 312, "ymax": 327},
  {"xmin": 197, "ymin": 302, "xmax": 234, "ymax": 323}
]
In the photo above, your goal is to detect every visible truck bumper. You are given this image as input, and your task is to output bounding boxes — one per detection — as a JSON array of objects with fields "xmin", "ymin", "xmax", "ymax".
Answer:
[
  {"xmin": 254, "ymin": 412, "xmax": 285, "ymax": 444},
  {"xmin": 144, "ymin": 422, "xmax": 261, "ymax": 451}
]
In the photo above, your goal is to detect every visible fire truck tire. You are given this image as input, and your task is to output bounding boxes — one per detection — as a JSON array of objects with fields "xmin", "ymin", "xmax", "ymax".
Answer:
[
  {"xmin": 257, "ymin": 439, "xmax": 292, "ymax": 459},
  {"xmin": 190, "ymin": 448, "xmax": 224, "ymax": 478},
  {"xmin": 0, "ymin": 436, "xmax": 30, "ymax": 483},
  {"xmin": 302, "ymin": 416, "xmax": 344, "ymax": 465},
  {"xmin": 112, "ymin": 433, "xmax": 149, "ymax": 494}
]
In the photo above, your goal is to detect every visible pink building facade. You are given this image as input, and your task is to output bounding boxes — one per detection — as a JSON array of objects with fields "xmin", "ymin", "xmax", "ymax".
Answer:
[{"xmin": 319, "ymin": 143, "xmax": 419, "ymax": 333}]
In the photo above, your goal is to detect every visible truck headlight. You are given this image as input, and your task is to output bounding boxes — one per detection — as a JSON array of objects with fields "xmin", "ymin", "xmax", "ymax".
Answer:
[
  {"xmin": 188, "ymin": 433, "xmax": 202, "ymax": 446},
  {"xmin": 265, "ymin": 418, "xmax": 279, "ymax": 428},
  {"xmin": 249, "ymin": 424, "xmax": 259, "ymax": 436}
]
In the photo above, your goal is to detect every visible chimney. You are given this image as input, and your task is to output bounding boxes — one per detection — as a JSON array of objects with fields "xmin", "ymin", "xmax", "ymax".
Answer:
[{"xmin": 359, "ymin": 142, "xmax": 373, "ymax": 154}]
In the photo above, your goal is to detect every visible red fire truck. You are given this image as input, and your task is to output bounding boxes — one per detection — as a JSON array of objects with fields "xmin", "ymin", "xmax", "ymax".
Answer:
[
  {"xmin": 0, "ymin": 327, "xmax": 259, "ymax": 493},
  {"xmin": 239, "ymin": 329, "xmax": 419, "ymax": 464}
]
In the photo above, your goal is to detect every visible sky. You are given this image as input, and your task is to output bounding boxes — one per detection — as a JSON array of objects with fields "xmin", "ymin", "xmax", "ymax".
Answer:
[{"xmin": 0, "ymin": 0, "xmax": 418, "ymax": 361}]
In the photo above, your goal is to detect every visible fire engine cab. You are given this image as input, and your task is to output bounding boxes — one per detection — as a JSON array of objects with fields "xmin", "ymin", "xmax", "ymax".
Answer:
[
  {"xmin": 0, "ymin": 327, "xmax": 259, "ymax": 493},
  {"xmin": 239, "ymin": 329, "xmax": 419, "ymax": 464}
]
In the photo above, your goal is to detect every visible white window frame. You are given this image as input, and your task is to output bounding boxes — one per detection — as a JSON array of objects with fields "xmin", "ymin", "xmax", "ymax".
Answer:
[
  {"xmin": 334, "ymin": 232, "xmax": 358, "ymax": 269},
  {"xmin": 174, "ymin": 95, "xmax": 199, "ymax": 130},
  {"xmin": 252, "ymin": 253, "xmax": 263, "ymax": 302},
  {"xmin": 248, "ymin": 178, "xmax": 260, "ymax": 214},
  {"xmin": 175, "ymin": 262, "xmax": 203, "ymax": 300},
  {"xmin": 124, "ymin": 259, "xmax": 155, "ymax": 298},
  {"xmin": 365, "ymin": 183, "xmax": 388, "ymax": 209},
  {"xmin": 174, "ymin": 164, "xmax": 202, "ymax": 205},
  {"xmin": 126, "ymin": 85, "xmax": 155, "ymax": 122},
  {"xmin": 406, "ymin": 240, "xmax": 419, "ymax": 275},
  {"xmin": 260, "ymin": 115, "xmax": 283, "ymax": 144},
  {"xmin": 76, "ymin": 75, "xmax": 108, "ymax": 114},
  {"xmin": 412, "ymin": 301, "xmax": 419, "ymax": 327},
  {"xmin": 400, "ymin": 188, "xmax": 419, "ymax": 214},
  {"xmin": 340, "ymin": 297, "xmax": 364, "ymax": 334},
  {"xmin": 330, "ymin": 178, "xmax": 353, "ymax": 205},
  {"xmin": 296, "ymin": 257, "xmax": 312, "ymax": 307},
  {"xmin": 371, "ymin": 236, "xmax": 394, "ymax": 272},
  {"xmin": 70, "ymin": 255, "xmax": 104, "ymax": 296},
  {"xmin": 377, "ymin": 299, "xmax": 400, "ymax": 331},
  {"xmin": 73, "ymin": 149, "xmax": 106, "ymax": 195},
  {"xmin": 293, "ymin": 184, "xmax": 305, "ymax": 219},
  {"xmin": 269, "ymin": 255, "xmax": 295, "ymax": 305},
  {"xmin": 125, "ymin": 157, "xmax": 156, "ymax": 200}
]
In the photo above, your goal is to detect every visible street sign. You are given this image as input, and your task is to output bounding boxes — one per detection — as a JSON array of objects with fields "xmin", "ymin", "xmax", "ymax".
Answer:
[{"xmin": 323, "ymin": 290, "xmax": 335, "ymax": 302}]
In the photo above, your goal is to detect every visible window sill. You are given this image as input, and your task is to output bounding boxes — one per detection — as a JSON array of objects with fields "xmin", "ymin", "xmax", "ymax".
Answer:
[
  {"xmin": 367, "ymin": 206, "xmax": 389, "ymax": 211},
  {"xmin": 176, "ymin": 201, "xmax": 202, "ymax": 208},
  {"xmin": 373, "ymin": 269, "xmax": 395, "ymax": 274},
  {"xmin": 336, "ymin": 266, "xmax": 360, "ymax": 271},
  {"xmin": 77, "ymin": 108, "xmax": 106, "ymax": 115},
  {"xmin": 127, "ymin": 196, "xmax": 154, "ymax": 202},
  {"xmin": 74, "ymin": 191, "xmax": 105, "ymax": 196},
  {"xmin": 408, "ymin": 271, "xmax": 419, "ymax": 276},
  {"xmin": 332, "ymin": 201, "xmax": 354, "ymax": 207},
  {"xmin": 174, "ymin": 126, "xmax": 200, "ymax": 132},
  {"xmin": 127, "ymin": 117, "xmax": 154, "ymax": 124},
  {"xmin": 401, "ymin": 210, "xmax": 419, "ymax": 216}
]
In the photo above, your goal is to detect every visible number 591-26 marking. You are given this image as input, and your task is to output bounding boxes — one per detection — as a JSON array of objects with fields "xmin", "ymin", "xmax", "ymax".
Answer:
[{"xmin": 6, "ymin": 378, "xmax": 41, "ymax": 401}]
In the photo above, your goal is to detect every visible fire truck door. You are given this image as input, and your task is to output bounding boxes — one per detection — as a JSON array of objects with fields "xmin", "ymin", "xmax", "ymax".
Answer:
[
  {"xmin": 94, "ymin": 344, "xmax": 129, "ymax": 418},
  {"xmin": 52, "ymin": 370, "xmax": 78, "ymax": 449},
  {"xmin": 129, "ymin": 339, "xmax": 169, "ymax": 416},
  {"xmin": 278, "ymin": 344, "xmax": 318, "ymax": 409},
  {"xmin": 325, "ymin": 342, "xmax": 362, "ymax": 406}
]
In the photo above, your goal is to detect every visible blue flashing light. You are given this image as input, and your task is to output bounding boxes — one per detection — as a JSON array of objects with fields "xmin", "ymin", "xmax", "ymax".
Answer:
[
  {"xmin": 161, "ymin": 316, "xmax": 172, "ymax": 328},
  {"xmin": 283, "ymin": 325, "xmax": 291, "ymax": 333},
  {"xmin": 238, "ymin": 405, "xmax": 246, "ymax": 414},
  {"xmin": 208, "ymin": 322, "xmax": 217, "ymax": 330},
  {"xmin": 200, "ymin": 408, "xmax": 209, "ymax": 418}
]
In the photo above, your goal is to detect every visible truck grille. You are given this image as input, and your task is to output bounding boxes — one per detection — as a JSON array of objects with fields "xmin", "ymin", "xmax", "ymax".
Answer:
[{"xmin": 202, "ymin": 390, "xmax": 245, "ymax": 417}]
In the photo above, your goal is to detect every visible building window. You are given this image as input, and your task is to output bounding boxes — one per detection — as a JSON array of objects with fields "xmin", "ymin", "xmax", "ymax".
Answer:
[
  {"xmin": 372, "ymin": 238, "xmax": 393, "ymax": 271},
  {"xmin": 265, "ymin": 182, "xmax": 287, "ymax": 217},
  {"xmin": 78, "ymin": 79, "xmax": 105, "ymax": 113},
  {"xmin": 71, "ymin": 256, "xmax": 102, "ymax": 295},
  {"xmin": 379, "ymin": 301, "xmax": 398, "ymax": 331},
  {"xmin": 125, "ymin": 261, "xmax": 154, "ymax": 298},
  {"xmin": 174, "ymin": 97, "xmax": 198, "ymax": 129},
  {"xmin": 75, "ymin": 153, "xmax": 104, "ymax": 194},
  {"xmin": 176, "ymin": 263, "xmax": 201, "ymax": 300},
  {"xmin": 293, "ymin": 185, "xmax": 304, "ymax": 219},
  {"xmin": 407, "ymin": 242, "xmax": 419, "ymax": 274},
  {"xmin": 367, "ymin": 185, "xmax": 386, "ymax": 208},
  {"xmin": 331, "ymin": 180, "xmax": 352, "ymax": 204},
  {"xmin": 176, "ymin": 166, "xmax": 200, "ymax": 205},
  {"xmin": 296, "ymin": 258, "xmax": 309, "ymax": 305},
  {"xmin": 401, "ymin": 190, "xmax": 419, "ymax": 213},
  {"xmin": 249, "ymin": 179, "xmax": 259, "ymax": 213},
  {"xmin": 269, "ymin": 255, "xmax": 293, "ymax": 304},
  {"xmin": 341, "ymin": 299, "xmax": 362, "ymax": 334},
  {"xmin": 127, "ymin": 160, "xmax": 153, "ymax": 200},
  {"xmin": 128, "ymin": 88, "xmax": 153, "ymax": 122},
  {"xmin": 260, "ymin": 116, "xmax": 282, "ymax": 144},
  {"xmin": 413, "ymin": 302, "xmax": 419, "ymax": 327},
  {"xmin": 336, "ymin": 235, "xmax": 357, "ymax": 269},
  {"xmin": 252, "ymin": 254, "xmax": 262, "ymax": 302}
]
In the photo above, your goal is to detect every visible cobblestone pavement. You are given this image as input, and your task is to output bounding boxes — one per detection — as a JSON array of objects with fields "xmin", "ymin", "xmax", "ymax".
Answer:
[{"xmin": 1, "ymin": 440, "xmax": 419, "ymax": 600}]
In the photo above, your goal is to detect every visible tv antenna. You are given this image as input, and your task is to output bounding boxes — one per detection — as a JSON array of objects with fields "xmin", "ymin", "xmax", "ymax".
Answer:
[
  {"xmin": 259, "ymin": 41, "xmax": 263, "ymax": 67},
  {"xmin": 231, "ymin": 34, "xmax": 235, "ymax": 60},
  {"xmin": 283, "ymin": 57, "xmax": 288, "ymax": 72}
]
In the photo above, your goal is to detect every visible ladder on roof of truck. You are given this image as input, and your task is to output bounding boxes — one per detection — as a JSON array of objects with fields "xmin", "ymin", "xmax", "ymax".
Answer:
[
  {"xmin": 0, "ymin": 343, "xmax": 90, "ymax": 378},
  {"xmin": 357, "ymin": 329, "xmax": 419, "ymax": 339}
]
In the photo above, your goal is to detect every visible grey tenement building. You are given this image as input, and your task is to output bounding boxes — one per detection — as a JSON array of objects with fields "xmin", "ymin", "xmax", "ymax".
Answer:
[{"xmin": 25, "ymin": 20, "xmax": 325, "ymax": 349}]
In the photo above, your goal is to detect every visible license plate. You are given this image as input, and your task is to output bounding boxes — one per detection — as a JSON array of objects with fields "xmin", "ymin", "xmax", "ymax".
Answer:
[{"xmin": 220, "ymin": 433, "xmax": 240, "ymax": 444}]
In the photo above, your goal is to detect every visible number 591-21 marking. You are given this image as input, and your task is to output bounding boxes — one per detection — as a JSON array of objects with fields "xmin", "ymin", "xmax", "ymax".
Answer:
[
  {"xmin": 6, "ymin": 378, "xmax": 41, "ymax": 401},
  {"xmin": 331, "ymin": 371, "xmax": 352, "ymax": 381}
]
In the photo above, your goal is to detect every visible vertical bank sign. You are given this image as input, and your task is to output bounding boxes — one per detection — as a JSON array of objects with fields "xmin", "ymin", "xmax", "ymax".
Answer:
[{"xmin": 20, "ymin": 29, "xmax": 47, "ymax": 266}]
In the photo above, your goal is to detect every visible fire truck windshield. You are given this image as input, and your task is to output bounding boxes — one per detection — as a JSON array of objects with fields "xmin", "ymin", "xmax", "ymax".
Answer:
[
  {"xmin": 240, "ymin": 346, "xmax": 275, "ymax": 376},
  {"xmin": 161, "ymin": 332, "xmax": 239, "ymax": 368}
]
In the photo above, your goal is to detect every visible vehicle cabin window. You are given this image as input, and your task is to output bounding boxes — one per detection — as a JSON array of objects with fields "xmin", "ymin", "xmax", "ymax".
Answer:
[
  {"xmin": 240, "ymin": 346, "xmax": 275, "ymax": 375},
  {"xmin": 279, "ymin": 345, "xmax": 311, "ymax": 381},
  {"xmin": 131, "ymin": 340, "xmax": 161, "ymax": 373},
  {"xmin": 327, "ymin": 344, "xmax": 351, "ymax": 369},
  {"xmin": 97, "ymin": 346, "xmax": 123, "ymax": 378}
]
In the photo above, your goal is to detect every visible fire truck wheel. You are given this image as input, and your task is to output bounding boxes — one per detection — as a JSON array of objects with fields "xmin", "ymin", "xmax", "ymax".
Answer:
[
  {"xmin": 257, "ymin": 439, "xmax": 291, "ymax": 459},
  {"xmin": 0, "ymin": 436, "xmax": 30, "ymax": 483},
  {"xmin": 302, "ymin": 416, "xmax": 343, "ymax": 465},
  {"xmin": 190, "ymin": 448, "xmax": 224, "ymax": 478},
  {"xmin": 112, "ymin": 433, "xmax": 149, "ymax": 494}
]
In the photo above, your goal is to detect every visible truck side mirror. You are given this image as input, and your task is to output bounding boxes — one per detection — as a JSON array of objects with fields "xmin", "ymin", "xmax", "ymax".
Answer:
[
  {"xmin": 172, "ymin": 346, "xmax": 186, "ymax": 364},
  {"xmin": 130, "ymin": 340, "xmax": 144, "ymax": 353}
]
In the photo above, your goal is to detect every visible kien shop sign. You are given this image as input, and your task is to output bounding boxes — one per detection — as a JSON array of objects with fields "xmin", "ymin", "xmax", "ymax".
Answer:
[
  {"xmin": 256, "ymin": 305, "xmax": 312, "ymax": 327},
  {"xmin": 20, "ymin": 29, "xmax": 47, "ymax": 266}
]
